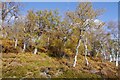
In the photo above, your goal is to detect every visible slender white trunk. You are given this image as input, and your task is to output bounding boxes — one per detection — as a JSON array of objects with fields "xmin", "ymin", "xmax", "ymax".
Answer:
[
  {"xmin": 112, "ymin": 49, "xmax": 116, "ymax": 61},
  {"xmin": 84, "ymin": 38, "xmax": 89, "ymax": 66},
  {"xmin": 100, "ymin": 42, "xmax": 104, "ymax": 60},
  {"xmin": 110, "ymin": 55, "xmax": 112, "ymax": 62},
  {"xmin": 103, "ymin": 52, "xmax": 106, "ymax": 60},
  {"xmin": 15, "ymin": 39, "xmax": 18, "ymax": 48},
  {"xmin": 116, "ymin": 51, "xmax": 119, "ymax": 67},
  {"xmin": 113, "ymin": 55, "xmax": 116, "ymax": 61},
  {"xmin": 101, "ymin": 49, "xmax": 106, "ymax": 60},
  {"xmin": 22, "ymin": 42, "xmax": 26, "ymax": 52},
  {"xmin": 48, "ymin": 37, "xmax": 50, "ymax": 46},
  {"xmin": 85, "ymin": 55, "xmax": 89, "ymax": 66},
  {"xmin": 34, "ymin": 47, "xmax": 38, "ymax": 54},
  {"xmin": 73, "ymin": 36, "xmax": 81, "ymax": 67}
]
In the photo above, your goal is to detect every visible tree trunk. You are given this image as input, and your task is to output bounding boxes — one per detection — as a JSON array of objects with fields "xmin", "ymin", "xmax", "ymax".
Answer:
[
  {"xmin": 113, "ymin": 55, "xmax": 116, "ymax": 61},
  {"xmin": 110, "ymin": 55, "xmax": 112, "ymax": 62},
  {"xmin": 116, "ymin": 51, "xmax": 119, "ymax": 67},
  {"xmin": 84, "ymin": 38, "xmax": 89, "ymax": 66},
  {"xmin": 112, "ymin": 49, "xmax": 116, "ymax": 61},
  {"xmin": 15, "ymin": 39, "xmax": 18, "ymax": 48},
  {"xmin": 22, "ymin": 42, "xmax": 26, "ymax": 52},
  {"xmin": 34, "ymin": 47, "xmax": 38, "ymax": 54},
  {"xmin": 103, "ymin": 52, "xmax": 106, "ymax": 60},
  {"xmin": 48, "ymin": 37, "xmax": 50, "ymax": 46},
  {"xmin": 73, "ymin": 36, "xmax": 81, "ymax": 67},
  {"xmin": 101, "ymin": 49, "xmax": 106, "ymax": 61}
]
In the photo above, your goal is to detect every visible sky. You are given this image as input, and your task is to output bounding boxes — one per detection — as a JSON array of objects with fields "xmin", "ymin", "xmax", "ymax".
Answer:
[
  {"xmin": 20, "ymin": 2, "xmax": 118, "ymax": 23},
  {"xmin": 1, "ymin": 0, "xmax": 120, "ymax": 2}
]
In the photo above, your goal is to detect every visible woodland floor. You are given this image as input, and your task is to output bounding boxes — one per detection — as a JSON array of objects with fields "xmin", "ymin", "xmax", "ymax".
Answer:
[{"xmin": 1, "ymin": 39, "xmax": 120, "ymax": 79}]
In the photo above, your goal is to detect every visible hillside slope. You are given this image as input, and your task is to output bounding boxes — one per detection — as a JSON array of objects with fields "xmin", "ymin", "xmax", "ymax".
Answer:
[{"xmin": 1, "ymin": 39, "xmax": 119, "ymax": 78}]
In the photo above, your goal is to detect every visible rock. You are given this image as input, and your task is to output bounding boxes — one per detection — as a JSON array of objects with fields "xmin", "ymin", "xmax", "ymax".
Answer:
[
  {"xmin": 40, "ymin": 72, "xmax": 47, "ymax": 78},
  {"xmin": 90, "ymin": 69, "xmax": 99, "ymax": 74},
  {"xmin": 40, "ymin": 72, "xmax": 51, "ymax": 78},
  {"xmin": 55, "ymin": 70, "xmax": 63, "ymax": 77},
  {"xmin": 40, "ymin": 67, "xmax": 49, "ymax": 72},
  {"xmin": 10, "ymin": 62, "xmax": 22, "ymax": 67},
  {"xmin": 40, "ymin": 67, "xmax": 53, "ymax": 78}
]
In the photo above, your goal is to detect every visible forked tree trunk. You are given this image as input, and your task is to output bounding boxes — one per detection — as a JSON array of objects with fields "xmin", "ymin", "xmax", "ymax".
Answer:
[
  {"xmin": 34, "ymin": 47, "xmax": 38, "ymax": 54},
  {"xmin": 73, "ymin": 35, "xmax": 82, "ymax": 67},
  {"xmin": 15, "ymin": 39, "xmax": 18, "ymax": 48}
]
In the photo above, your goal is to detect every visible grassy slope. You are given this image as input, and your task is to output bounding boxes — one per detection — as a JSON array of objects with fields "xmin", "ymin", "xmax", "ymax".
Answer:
[{"xmin": 1, "ymin": 39, "xmax": 119, "ymax": 78}]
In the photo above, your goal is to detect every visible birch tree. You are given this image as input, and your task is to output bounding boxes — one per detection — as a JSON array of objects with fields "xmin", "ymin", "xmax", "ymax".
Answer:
[
  {"xmin": 11, "ymin": 18, "xmax": 24, "ymax": 49},
  {"xmin": 35, "ymin": 10, "xmax": 62, "ymax": 55},
  {"xmin": 2, "ymin": 2, "xmax": 21, "ymax": 22},
  {"xmin": 66, "ymin": 2, "xmax": 105, "ymax": 67},
  {"xmin": 25, "ymin": 10, "xmax": 38, "ymax": 54},
  {"xmin": 106, "ymin": 21, "xmax": 119, "ymax": 66},
  {"xmin": 1, "ymin": 2, "xmax": 22, "ymax": 40}
]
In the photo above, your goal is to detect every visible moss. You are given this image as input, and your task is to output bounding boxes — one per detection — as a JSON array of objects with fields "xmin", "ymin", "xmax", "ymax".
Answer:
[
  {"xmin": 2, "ymin": 51, "xmax": 118, "ymax": 78},
  {"xmin": 33, "ymin": 71, "xmax": 40, "ymax": 78},
  {"xmin": 38, "ymin": 52, "xmax": 48, "ymax": 58},
  {"xmin": 58, "ymin": 69, "xmax": 101, "ymax": 78},
  {"xmin": 3, "ymin": 66, "xmax": 28, "ymax": 78}
]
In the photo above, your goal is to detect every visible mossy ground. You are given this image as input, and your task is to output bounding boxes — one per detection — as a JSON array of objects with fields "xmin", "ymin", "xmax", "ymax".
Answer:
[
  {"xmin": 1, "ymin": 39, "xmax": 119, "ymax": 78},
  {"xmin": 2, "ymin": 52, "xmax": 119, "ymax": 78}
]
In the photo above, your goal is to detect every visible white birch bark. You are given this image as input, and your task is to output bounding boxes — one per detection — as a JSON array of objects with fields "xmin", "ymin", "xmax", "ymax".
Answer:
[
  {"xmin": 73, "ymin": 36, "xmax": 81, "ymax": 67},
  {"xmin": 84, "ymin": 38, "xmax": 89, "ymax": 66},
  {"xmin": 34, "ymin": 47, "xmax": 38, "ymax": 54},
  {"xmin": 15, "ymin": 39, "xmax": 18, "ymax": 48},
  {"xmin": 103, "ymin": 52, "xmax": 106, "ymax": 60},
  {"xmin": 101, "ymin": 42, "xmax": 106, "ymax": 60},
  {"xmin": 48, "ymin": 37, "xmax": 50, "ymax": 46},
  {"xmin": 22, "ymin": 42, "xmax": 26, "ymax": 52},
  {"xmin": 113, "ymin": 55, "xmax": 116, "ymax": 61},
  {"xmin": 116, "ymin": 51, "xmax": 119, "ymax": 67},
  {"xmin": 112, "ymin": 49, "xmax": 116, "ymax": 61},
  {"xmin": 110, "ymin": 55, "xmax": 112, "ymax": 62}
]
